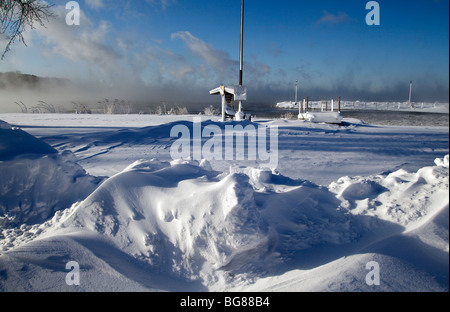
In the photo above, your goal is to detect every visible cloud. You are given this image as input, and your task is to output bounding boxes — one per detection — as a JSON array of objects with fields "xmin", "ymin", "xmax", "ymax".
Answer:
[
  {"xmin": 268, "ymin": 42, "xmax": 283, "ymax": 58},
  {"xmin": 85, "ymin": 0, "xmax": 105, "ymax": 9},
  {"xmin": 32, "ymin": 5, "xmax": 123, "ymax": 85},
  {"xmin": 145, "ymin": 0, "xmax": 176, "ymax": 11},
  {"xmin": 37, "ymin": 6, "xmax": 120, "ymax": 61},
  {"xmin": 171, "ymin": 31, "xmax": 238, "ymax": 75},
  {"xmin": 170, "ymin": 31, "xmax": 272, "ymax": 87},
  {"xmin": 316, "ymin": 11, "xmax": 352, "ymax": 25}
]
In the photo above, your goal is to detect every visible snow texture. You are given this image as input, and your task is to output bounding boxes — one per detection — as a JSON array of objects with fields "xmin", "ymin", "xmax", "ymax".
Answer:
[{"xmin": 0, "ymin": 114, "xmax": 448, "ymax": 292}]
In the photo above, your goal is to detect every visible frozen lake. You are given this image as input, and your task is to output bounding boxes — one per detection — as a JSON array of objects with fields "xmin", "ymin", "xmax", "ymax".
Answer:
[{"xmin": 341, "ymin": 110, "xmax": 449, "ymax": 127}]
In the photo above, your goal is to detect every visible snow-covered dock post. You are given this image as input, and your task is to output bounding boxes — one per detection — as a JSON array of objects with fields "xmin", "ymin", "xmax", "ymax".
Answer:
[
  {"xmin": 331, "ymin": 99, "xmax": 334, "ymax": 112},
  {"xmin": 298, "ymin": 99, "xmax": 306, "ymax": 120},
  {"xmin": 409, "ymin": 80, "xmax": 413, "ymax": 109}
]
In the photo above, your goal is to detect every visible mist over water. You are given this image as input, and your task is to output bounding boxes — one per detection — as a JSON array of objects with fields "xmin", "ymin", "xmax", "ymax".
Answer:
[{"xmin": 0, "ymin": 72, "xmax": 448, "ymax": 127}]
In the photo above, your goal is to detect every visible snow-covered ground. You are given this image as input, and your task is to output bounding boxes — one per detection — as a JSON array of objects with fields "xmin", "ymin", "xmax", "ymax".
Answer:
[{"xmin": 0, "ymin": 113, "xmax": 448, "ymax": 292}]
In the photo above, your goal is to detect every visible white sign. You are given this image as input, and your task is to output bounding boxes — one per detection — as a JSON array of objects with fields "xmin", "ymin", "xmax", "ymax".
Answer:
[{"xmin": 234, "ymin": 86, "xmax": 248, "ymax": 101}]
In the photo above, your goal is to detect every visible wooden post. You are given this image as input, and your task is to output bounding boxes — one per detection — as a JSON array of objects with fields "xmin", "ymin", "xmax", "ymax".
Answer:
[
  {"xmin": 306, "ymin": 96, "xmax": 309, "ymax": 112},
  {"xmin": 338, "ymin": 96, "xmax": 341, "ymax": 112}
]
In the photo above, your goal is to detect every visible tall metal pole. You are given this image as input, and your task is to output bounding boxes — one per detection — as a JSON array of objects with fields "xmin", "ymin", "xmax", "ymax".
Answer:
[
  {"xmin": 239, "ymin": 0, "xmax": 244, "ymax": 87},
  {"xmin": 238, "ymin": 0, "xmax": 244, "ymax": 113}
]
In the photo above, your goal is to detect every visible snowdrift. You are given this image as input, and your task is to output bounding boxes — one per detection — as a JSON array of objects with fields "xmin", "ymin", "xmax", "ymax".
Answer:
[
  {"xmin": 57, "ymin": 160, "xmax": 273, "ymax": 280},
  {"xmin": 0, "ymin": 120, "xmax": 57, "ymax": 161},
  {"xmin": 1, "ymin": 154, "xmax": 448, "ymax": 291},
  {"xmin": 302, "ymin": 112, "xmax": 343, "ymax": 124},
  {"xmin": 0, "ymin": 120, "xmax": 102, "ymax": 228}
]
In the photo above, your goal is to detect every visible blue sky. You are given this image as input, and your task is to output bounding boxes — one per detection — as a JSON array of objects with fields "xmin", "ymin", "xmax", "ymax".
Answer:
[{"xmin": 1, "ymin": 0, "xmax": 448, "ymax": 106}]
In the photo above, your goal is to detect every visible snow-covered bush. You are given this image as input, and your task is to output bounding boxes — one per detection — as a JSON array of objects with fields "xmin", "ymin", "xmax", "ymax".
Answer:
[
  {"xmin": 98, "ymin": 99, "xmax": 133, "ymax": 114},
  {"xmin": 203, "ymin": 105, "xmax": 219, "ymax": 116},
  {"xmin": 167, "ymin": 106, "xmax": 189, "ymax": 115}
]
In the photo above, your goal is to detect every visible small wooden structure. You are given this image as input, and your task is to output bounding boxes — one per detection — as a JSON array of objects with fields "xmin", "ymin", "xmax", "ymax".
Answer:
[{"xmin": 209, "ymin": 85, "xmax": 236, "ymax": 122}]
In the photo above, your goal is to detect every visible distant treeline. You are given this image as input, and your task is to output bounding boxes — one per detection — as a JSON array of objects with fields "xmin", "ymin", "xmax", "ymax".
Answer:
[{"xmin": 0, "ymin": 72, "xmax": 70, "ymax": 90}]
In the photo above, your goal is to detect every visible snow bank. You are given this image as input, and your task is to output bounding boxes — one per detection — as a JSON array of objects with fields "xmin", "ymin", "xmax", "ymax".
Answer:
[
  {"xmin": 0, "ymin": 120, "xmax": 12, "ymax": 130},
  {"xmin": 0, "ymin": 154, "xmax": 447, "ymax": 291},
  {"xmin": 435, "ymin": 155, "xmax": 449, "ymax": 168},
  {"xmin": 45, "ymin": 160, "xmax": 272, "ymax": 281},
  {"xmin": 276, "ymin": 101, "xmax": 298, "ymax": 109},
  {"xmin": 302, "ymin": 112, "xmax": 343, "ymax": 124},
  {"xmin": 0, "ymin": 152, "xmax": 101, "ymax": 228},
  {"xmin": 0, "ymin": 121, "xmax": 102, "ymax": 229},
  {"xmin": 330, "ymin": 155, "xmax": 449, "ymax": 231},
  {"xmin": 4, "ymin": 154, "xmax": 442, "ymax": 288},
  {"xmin": 0, "ymin": 120, "xmax": 57, "ymax": 161}
]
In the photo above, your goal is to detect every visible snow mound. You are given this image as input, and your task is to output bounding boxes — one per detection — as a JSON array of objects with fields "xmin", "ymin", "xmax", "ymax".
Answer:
[
  {"xmin": 330, "ymin": 154, "xmax": 449, "ymax": 230},
  {"xmin": 0, "ymin": 120, "xmax": 57, "ymax": 161},
  {"xmin": 50, "ymin": 160, "xmax": 271, "ymax": 281},
  {"xmin": 34, "ymin": 160, "xmax": 359, "ymax": 283},
  {"xmin": 435, "ymin": 155, "xmax": 449, "ymax": 168},
  {"xmin": 1, "ymin": 151, "xmax": 447, "ymax": 290},
  {"xmin": 0, "ymin": 125, "xmax": 102, "ymax": 230},
  {"xmin": 303, "ymin": 112, "xmax": 343, "ymax": 124},
  {"xmin": 276, "ymin": 101, "xmax": 298, "ymax": 109},
  {"xmin": 0, "ymin": 120, "xmax": 12, "ymax": 130},
  {"xmin": 0, "ymin": 151, "xmax": 101, "ymax": 228}
]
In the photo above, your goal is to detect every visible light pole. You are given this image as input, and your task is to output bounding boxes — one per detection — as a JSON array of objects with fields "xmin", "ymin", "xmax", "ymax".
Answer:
[{"xmin": 238, "ymin": 0, "xmax": 245, "ymax": 113}]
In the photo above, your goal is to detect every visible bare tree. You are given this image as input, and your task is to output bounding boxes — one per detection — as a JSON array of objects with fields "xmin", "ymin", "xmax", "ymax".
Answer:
[{"xmin": 0, "ymin": 0, "xmax": 54, "ymax": 59}]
